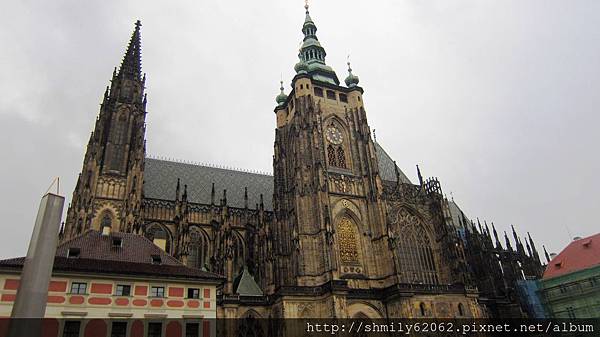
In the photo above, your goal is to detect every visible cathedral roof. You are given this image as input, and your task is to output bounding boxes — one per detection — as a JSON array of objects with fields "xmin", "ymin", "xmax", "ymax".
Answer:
[
  {"xmin": 144, "ymin": 158, "xmax": 274, "ymax": 210},
  {"xmin": 374, "ymin": 142, "xmax": 412, "ymax": 184},
  {"xmin": 143, "ymin": 143, "xmax": 411, "ymax": 210}
]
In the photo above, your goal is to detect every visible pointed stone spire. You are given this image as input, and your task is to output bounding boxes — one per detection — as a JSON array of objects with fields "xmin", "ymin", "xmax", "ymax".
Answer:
[
  {"xmin": 118, "ymin": 20, "xmax": 143, "ymax": 81},
  {"xmin": 210, "ymin": 183, "xmax": 215, "ymax": 205},
  {"xmin": 175, "ymin": 178, "xmax": 181, "ymax": 201},
  {"xmin": 259, "ymin": 193, "xmax": 264, "ymax": 211},
  {"xmin": 491, "ymin": 222, "xmax": 502, "ymax": 249},
  {"xmin": 416, "ymin": 165, "xmax": 424, "ymax": 186},
  {"xmin": 543, "ymin": 245, "xmax": 551, "ymax": 263},
  {"xmin": 244, "ymin": 187, "xmax": 249, "ymax": 209},
  {"xmin": 512, "ymin": 225, "xmax": 525, "ymax": 255},
  {"xmin": 504, "ymin": 231, "xmax": 513, "ymax": 251},
  {"xmin": 525, "ymin": 239, "xmax": 533, "ymax": 256},
  {"xmin": 528, "ymin": 232, "xmax": 541, "ymax": 263}
]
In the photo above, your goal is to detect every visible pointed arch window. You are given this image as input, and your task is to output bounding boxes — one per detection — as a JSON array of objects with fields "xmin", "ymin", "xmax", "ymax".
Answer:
[
  {"xmin": 145, "ymin": 224, "xmax": 171, "ymax": 253},
  {"xmin": 392, "ymin": 209, "xmax": 439, "ymax": 284},
  {"xmin": 336, "ymin": 147, "xmax": 346, "ymax": 168},
  {"xmin": 101, "ymin": 213, "xmax": 112, "ymax": 228},
  {"xmin": 227, "ymin": 231, "xmax": 246, "ymax": 278},
  {"xmin": 337, "ymin": 216, "xmax": 359, "ymax": 264},
  {"xmin": 328, "ymin": 145, "xmax": 337, "ymax": 167},
  {"xmin": 189, "ymin": 228, "xmax": 210, "ymax": 270}
]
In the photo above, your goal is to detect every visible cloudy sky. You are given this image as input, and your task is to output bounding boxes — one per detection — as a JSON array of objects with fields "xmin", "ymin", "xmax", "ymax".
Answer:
[{"xmin": 0, "ymin": 0, "xmax": 598, "ymax": 259}]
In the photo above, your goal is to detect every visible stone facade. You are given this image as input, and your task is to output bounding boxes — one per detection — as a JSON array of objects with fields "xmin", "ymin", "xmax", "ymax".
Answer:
[{"xmin": 61, "ymin": 8, "xmax": 544, "ymax": 322}]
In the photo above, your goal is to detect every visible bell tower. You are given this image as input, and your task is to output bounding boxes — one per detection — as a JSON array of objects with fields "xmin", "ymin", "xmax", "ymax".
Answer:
[
  {"xmin": 62, "ymin": 21, "xmax": 147, "ymax": 241},
  {"xmin": 271, "ymin": 3, "xmax": 392, "ymax": 316}
]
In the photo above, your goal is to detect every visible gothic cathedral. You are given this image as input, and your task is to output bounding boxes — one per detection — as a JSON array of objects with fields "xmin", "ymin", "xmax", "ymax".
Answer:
[{"xmin": 61, "ymin": 5, "xmax": 544, "ymax": 319}]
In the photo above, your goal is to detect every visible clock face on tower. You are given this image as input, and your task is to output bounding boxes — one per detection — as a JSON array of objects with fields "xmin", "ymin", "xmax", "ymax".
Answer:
[{"xmin": 326, "ymin": 126, "xmax": 343, "ymax": 145}]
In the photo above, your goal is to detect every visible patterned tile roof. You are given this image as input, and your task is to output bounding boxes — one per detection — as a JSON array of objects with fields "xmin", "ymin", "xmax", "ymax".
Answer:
[
  {"xmin": 374, "ymin": 142, "xmax": 412, "ymax": 184},
  {"xmin": 144, "ymin": 158, "xmax": 274, "ymax": 210},
  {"xmin": 143, "ymin": 142, "xmax": 411, "ymax": 210},
  {"xmin": 0, "ymin": 230, "xmax": 224, "ymax": 281},
  {"xmin": 543, "ymin": 233, "xmax": 600, "ymax": 279}
]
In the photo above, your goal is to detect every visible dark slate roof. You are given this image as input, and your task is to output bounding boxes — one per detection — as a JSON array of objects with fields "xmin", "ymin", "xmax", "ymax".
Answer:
[
  {"xmin": 144, "ymin": 158, "xmax": 274, "ymax": 211},
  {"xmin": 143, "ymin": 142, "xmax": 411, "ymax": 210},
  {"xmin": 448, "ymin": 200, "xmax": 468, "ymax": 228},
  {"xmin": 0, "ymin": 231, "xmax": 224, "ymax": 281},
  {"xmin": 373, "ymin": 142, "xmax": 412, "ymax": 184}
]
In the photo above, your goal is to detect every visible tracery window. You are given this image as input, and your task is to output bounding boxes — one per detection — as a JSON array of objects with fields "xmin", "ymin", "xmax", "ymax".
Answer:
[
  {"xmin": 392, "ymin": 209, "xmax": 439, "ymax": 284},
  {"xmin": 188, "ymin": 228, "xmax": 210, "ymax": 270},
  {"xmin": 327, "ymin": 145, "xmax": 347, "ymax": 169},
  {"xmin": 337, "ymin": 216, "xmax": 359, "ymax": 264},
  {"xmin": 101, "ymin": 213, "xmax": 112, "ymax": 228},
  {"xmin": 328, "ymin": 145, "xmax": 337, "ymax": 166},
  {"xmin": 336, "ymin": 147, "xmax": 346, "ymax": 168},
  {"xmin": 145, "ymin": 224, "xmax": 171, "ymax": 253}
]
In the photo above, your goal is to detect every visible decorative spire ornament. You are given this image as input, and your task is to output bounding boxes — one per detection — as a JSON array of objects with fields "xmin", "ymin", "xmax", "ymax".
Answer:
[
  {"xmin": 276, "ymin": 80, "xmax": 288, "ymax": 106},
  {"xmin": 345, "ymin": 55, "xmax": 360, "ymax": 87}
]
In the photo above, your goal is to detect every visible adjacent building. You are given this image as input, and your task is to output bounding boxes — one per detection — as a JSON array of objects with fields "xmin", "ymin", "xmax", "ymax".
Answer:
[
  {"xmin": 0, "ymin": 228, "xmax": 223, "ymax": 337},
  {"xmin": 538, "ymin": 233, "xmax": 600, "ymax": 318}
]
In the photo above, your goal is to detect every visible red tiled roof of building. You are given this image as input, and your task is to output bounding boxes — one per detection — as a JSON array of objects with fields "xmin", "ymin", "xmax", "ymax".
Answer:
[
  {"xmin": 543, "ymin": 232, "xmax": 600, "ymax": 279},
  {"xmin": 0, "ymin": 230, "xmax": 224, "ymax": 282}
]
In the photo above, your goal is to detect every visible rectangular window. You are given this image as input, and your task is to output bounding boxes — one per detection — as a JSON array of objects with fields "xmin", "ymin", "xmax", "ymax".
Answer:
[
  {"xmin": 112, "ymin": 237, "xmax": 122, "ymax": 247},
  {"xmin": 339, "ymin": 93, "xmax": 348, "ymax": 103},
  {"xmin": 567, "ymin": 306, "xmax": 576, "ymax": 318},
  {"xmin": 151, "ymin": 286, "xmax": 165, "ymax": 298},
  {"xmin": 67, "ymin": 248, "xmax": 80, "ymax": 258},
  {"xmin": 326, "ymin": 90, "xmax": 336, "ymax": 100},
  {"xmin": 314, "ymin": 87, "xmax": 324, "ymax": 97},
  {"xmin": 111, "ymin": 322, "xmax": 127, "ymax": 337},
  {"xmin": 148, "ymin": 322, "xmax": 163, "ymax": 337},
  {"xmin": 62, "ymin": 321, "xmax": 81, "ymax": 337},
  {"xmin": 186, "ymin": 323, "xmax": 200, "ymax": 337},
  {"xmin": 187, "ymin": 288, "xmax": 200, "ymax": 299},
  {"xmin": 116, "ymin": 284, "xmax": 131, "ymax": 296},
  {"xmin": 70, "ymin": 282, "xmax": 87, "ymax": 294}
]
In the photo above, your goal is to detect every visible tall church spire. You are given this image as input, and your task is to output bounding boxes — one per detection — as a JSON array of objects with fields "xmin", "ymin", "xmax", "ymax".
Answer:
[
  {"xmin": 63, "ymin": 21, "xmax": 148, "ymax": 241},
  {"xmin": 118, "ymin": 20, "xmax": 143, "ymax": 81},
  {"xmin": 294, "ymin": 2, "xmax": 339, "ymax": 84}
]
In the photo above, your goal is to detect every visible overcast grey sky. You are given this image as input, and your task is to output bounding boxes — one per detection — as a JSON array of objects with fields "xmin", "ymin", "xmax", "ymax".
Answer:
[{"xmin": 0, "ymin": 0, "xmax": 598, "ymax": 259}]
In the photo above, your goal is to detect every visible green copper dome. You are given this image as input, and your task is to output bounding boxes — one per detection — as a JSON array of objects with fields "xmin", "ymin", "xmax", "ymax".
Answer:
[
  {"xmin": 294, "ymin": 60, "xmax": 309, "ymax": 74},
  {"xmin": 276, "ymin": 81, "xmax": 288, "ymax": 105},
  {"xmin": 344, "ymin": 62, "xmax": 360, "ymax": 87}
]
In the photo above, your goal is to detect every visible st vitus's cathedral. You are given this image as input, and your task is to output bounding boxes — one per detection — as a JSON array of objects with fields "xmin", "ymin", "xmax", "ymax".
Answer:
[{"xmin": 60, "ymin": 5, "xmax": 546, "ymax": 320}]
